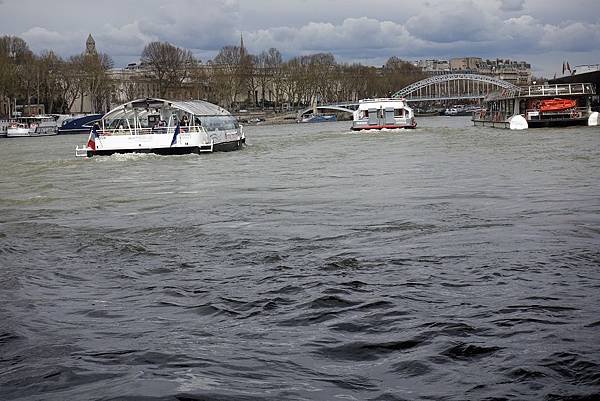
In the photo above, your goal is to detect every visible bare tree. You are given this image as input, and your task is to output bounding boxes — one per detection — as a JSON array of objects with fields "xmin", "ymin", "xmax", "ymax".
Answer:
[
  {"xmin": 212, "ymin": 45, "xmax": 246, "ymax": 109},
  {"xmin": 83, "ymin": 52, "xmax": 114, "ymax": 112},
  {"xmin": 141, "ymin": 41, "xmax": 196, "ymax": 98},
  {"xmin": 59, "ymin": 55, "xmax": 88, "ymax": 112},
  {"xmin": 37, "ymin": 51, "xmax": 63, "ymax": 114},
  {"xmin": 256, "ymin": 48, "xmax": 282, "ymax": 109},
  {"xmin": 381, "ymin": 56, "xmax": 425, "ymax": 96}
]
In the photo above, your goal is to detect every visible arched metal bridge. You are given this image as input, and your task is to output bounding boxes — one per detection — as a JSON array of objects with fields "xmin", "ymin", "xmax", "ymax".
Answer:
[
  {"xmin": 392, "ymin": 73, "xmax": 518, "ymax": 101},
  {"xmin": 296, "ymin": 74, "xmax": 519, "ymax": 118}
]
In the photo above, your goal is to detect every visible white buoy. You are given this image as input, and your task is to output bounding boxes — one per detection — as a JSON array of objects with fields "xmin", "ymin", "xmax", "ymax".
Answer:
[
  {"xmin": 588, "ymin": 111, "xmax": 599, "ymax": 126},
  {"xmin": 509, "ymin": 115, "xmax": 528, "ymax": 130}
]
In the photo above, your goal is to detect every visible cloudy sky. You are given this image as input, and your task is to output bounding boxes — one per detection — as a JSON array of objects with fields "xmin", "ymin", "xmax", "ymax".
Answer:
[{"xmin": 1, "ymin": 0, "xmax": 598, "ymax": 77}]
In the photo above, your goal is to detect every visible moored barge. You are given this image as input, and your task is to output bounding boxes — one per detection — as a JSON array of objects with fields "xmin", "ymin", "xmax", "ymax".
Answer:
[{"xmin": 472, "ymin": 83, "xmax": 598, "ymax": 130}]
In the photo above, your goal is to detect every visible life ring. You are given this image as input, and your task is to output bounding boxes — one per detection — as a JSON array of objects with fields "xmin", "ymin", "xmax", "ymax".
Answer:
[{"xmin": 570, "ymin": 110, "xmax": 581, "ymax": 119}]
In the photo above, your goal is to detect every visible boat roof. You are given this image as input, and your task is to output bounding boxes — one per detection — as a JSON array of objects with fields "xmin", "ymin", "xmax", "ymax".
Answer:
[
  {"xmin": 484, "ymin": 82, "xmax": 595, "ymax": 102},
  {"xmin": 357, "ymin": 98, "xmax": 410, "ymax": 109},
  {"xmin": 104, "ymin": 98, "xmax": 232, "ymax": 118}
]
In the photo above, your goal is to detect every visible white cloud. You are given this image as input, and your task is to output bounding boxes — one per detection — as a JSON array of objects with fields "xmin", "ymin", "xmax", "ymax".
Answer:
[
  {"xmin": 540, "ymin": 21, "xmax": 600, "ymax": 53},
  {"xmin": 20, "ymin": 27, "xmax": 78, "ymax": 56}
]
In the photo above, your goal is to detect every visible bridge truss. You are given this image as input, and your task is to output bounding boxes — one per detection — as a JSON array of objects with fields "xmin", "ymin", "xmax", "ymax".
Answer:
[{"xmin": 392, "ymin": 73, "xmax": 518, "ymax": 102}]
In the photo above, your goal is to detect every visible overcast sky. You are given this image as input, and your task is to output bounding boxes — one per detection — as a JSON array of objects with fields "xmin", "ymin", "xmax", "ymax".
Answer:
[{"xmin": 1, "ymin": 0, "xmax": 598, "ymax": 77}]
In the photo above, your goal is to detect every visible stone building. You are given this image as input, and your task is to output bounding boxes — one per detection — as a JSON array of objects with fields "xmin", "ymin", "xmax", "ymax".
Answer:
[
  {"xmin": 416, "ymin": 56, "xmax": 532, "ymax": 85},
  {"xmin": 449, "ymin": 57, "xmax": 482, "ymax": 72}
]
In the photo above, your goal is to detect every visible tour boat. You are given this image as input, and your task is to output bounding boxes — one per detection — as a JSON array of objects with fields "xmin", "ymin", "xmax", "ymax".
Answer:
[
  {"xmin": 300, "ymin": 113, "xmax": 337, "ymax": 123},
  {"xmin": 472, "ymin": 83, "xmax": 598, "ymax": 130},
  {"xmin": 58, "ymin": 114, "xmax": 103, "ymax": 135},
  {"xmin": 6, "ymin": 116, "xmax": 59, "ymax": 137},
  {"xmin": 76, "ymin": 98, "xmax": 245, "ymax": 157},
  {"xmin": 351, "ymin": 98, "xmax": 416, "ymax": 130}
]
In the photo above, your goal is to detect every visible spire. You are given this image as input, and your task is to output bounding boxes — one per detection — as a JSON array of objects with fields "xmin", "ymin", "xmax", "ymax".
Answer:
[
  {"xmin": 86, "ymin": 34, "xmax": 97, "ymax": 55},
  {"xmin": 240, "ymin": 33, "xmax": 245, "ymax": 57}
]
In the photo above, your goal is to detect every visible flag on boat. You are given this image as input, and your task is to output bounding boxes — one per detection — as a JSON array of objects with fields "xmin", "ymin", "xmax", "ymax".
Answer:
[
  {"xmin": 86, "ymin": 125, "xmax": 99, "ymax": 150},
  {"xmin": 170, "ymin": 123, "xmax": 180, "ymax": 147}
]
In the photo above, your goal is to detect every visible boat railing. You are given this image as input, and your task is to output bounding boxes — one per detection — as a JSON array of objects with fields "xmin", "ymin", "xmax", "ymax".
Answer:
[
  {"xmin": 518, "ymin": 83, "xmax": 594, "ymax": 98},
  {"xmin": 98, "ymin": 125, "xmax": 207, "ymax": 136}
]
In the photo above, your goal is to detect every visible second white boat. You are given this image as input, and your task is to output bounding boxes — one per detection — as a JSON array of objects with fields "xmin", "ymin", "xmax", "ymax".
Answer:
[{"xmin": 351, "ymin": 98, "xmax": 417, "ymax": 131}]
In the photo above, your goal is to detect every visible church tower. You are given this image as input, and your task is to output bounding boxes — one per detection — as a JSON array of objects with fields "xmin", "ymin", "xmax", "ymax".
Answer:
[
  {"xmin": 86, "ymin": 34, "xmax": 97, "ymax": 55},
  {"xmin": 240, "ymin": 33, "xmax": 246, "ymax": 57}
]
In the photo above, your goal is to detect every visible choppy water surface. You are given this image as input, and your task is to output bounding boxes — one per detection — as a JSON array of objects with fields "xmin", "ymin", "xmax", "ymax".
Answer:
[{"xmin": 1, "ymin": 117, "xmax": 599, "ymax": 400}]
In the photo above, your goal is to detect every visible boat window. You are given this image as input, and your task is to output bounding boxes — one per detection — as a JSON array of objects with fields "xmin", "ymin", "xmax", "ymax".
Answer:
[{"xmin": 196, "ymin": 116, "xmax": 239, "ymax": 131}]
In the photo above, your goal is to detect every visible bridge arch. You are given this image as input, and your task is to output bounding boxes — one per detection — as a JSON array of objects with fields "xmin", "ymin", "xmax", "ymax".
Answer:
[
  {"xmin": 296, "ymin": 104, "xmax": 357, "ymax": 119},
  {"xmin": 392, "ymin": 73, "xmax": 518, "ymax": 101}
]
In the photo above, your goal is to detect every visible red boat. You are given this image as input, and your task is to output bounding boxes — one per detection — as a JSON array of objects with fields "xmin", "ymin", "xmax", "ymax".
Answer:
[{"xmin": 539, "ymin": 98, "xmax": 577, "ymax": 112}]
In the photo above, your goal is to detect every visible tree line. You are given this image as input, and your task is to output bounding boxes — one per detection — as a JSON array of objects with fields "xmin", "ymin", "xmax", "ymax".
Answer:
[
  {"xmin": 0, "ymin": 35, "xmax": 426, "ymax": 117},
  {"xmin": 0, "ymin": 36, "xmax": 113, "ymax": 117}
]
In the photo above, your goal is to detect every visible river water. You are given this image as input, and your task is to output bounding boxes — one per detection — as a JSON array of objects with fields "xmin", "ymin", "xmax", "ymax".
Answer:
[{"xmin": 1, "ymin": 116, "xmax": 599, "ymax": 400}]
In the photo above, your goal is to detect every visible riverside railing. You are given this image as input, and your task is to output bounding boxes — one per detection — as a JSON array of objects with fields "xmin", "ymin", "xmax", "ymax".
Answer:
[{"xmin": 517, "ymin": 83, "xmax": 594, "ymax": 98}]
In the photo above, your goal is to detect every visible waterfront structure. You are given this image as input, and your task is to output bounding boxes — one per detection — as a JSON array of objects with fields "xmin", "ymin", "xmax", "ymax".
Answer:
[
  {"xmin": 472, "ymin": 83, "xmax": 598, "ymax": 129},
  {"xmin": 76, "ymin": 97, "xmax": 245, "ymax": 157}
]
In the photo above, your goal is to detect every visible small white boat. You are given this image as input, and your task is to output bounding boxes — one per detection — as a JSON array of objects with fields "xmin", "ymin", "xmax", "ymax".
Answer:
[
  {"xmin": 300, "ymin": 113, "xmax": 337, "ymax": 123},
  {"xmin": 76, "ymin": 98, "xmax": 245, "ymax": 157},
  {"xmin": 6, "ymin": 116, "xmax": 59, "ymax": 137},
  {"xmin": 351, "ymin": 98, "xmax": 416, "ymax": 131}
]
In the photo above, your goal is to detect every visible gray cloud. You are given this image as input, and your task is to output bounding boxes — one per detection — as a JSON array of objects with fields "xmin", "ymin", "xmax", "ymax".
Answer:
[
  {"xmin": 499, "ymin": 0, "xmax": 525, "ymax": 11},
  {"xmin": 1, "ymin": 0, "xmax": 598, "ymax": 76}
]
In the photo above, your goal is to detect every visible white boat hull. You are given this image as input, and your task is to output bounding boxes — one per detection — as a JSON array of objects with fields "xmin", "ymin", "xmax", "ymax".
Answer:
[
  {"xmin": 7, "ymin": 126, "xmax": 58, "ymax": 137},
  {"xmin": 6, "ymin": 127, "xmax": 31, "ymax": 137},
  {"xmin": 79, "ymin": 128, "xmax": 244, "ymax": 157}
]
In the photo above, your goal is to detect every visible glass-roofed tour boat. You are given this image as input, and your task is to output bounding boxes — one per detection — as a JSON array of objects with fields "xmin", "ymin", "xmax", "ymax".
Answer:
[
  {"xmin": 76, "ymin": 98, "xmax": 245, "ymax": 157},
  {"xmin": 472, "ymin": 83, "xmax": 599, "ymax": 130},
  {"xmin": 351, "ymin": 98, "xmax": 416, "ymax": 131}
]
